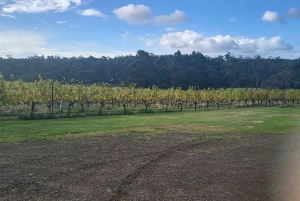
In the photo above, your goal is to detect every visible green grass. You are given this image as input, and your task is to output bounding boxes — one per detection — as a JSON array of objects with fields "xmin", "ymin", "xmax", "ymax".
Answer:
[{"xmin": 0, "ymin": 106, "xmax": 299, "ymax": 143}]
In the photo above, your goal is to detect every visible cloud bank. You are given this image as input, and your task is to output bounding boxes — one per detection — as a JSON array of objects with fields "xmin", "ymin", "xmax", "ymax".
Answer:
[
  {"xmin": 148, "ymin": 30, "xmax": 293, "ymax": 56},
  {"xmin": 0, "ymin": 30, "xmax": 135, "ymax": 58},
  {"xmin": 0, "ymin": 31, "xmax": 55, "ymax": 57},
  {"xmin": 0, "ymin": 30, "xmax": 295, "ymax": 59}
]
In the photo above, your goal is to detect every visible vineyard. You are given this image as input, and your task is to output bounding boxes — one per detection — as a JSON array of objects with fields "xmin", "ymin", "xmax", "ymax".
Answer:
[{"xmin": 0, "ymin": 74, "xmax": 300, "ymax": 118}]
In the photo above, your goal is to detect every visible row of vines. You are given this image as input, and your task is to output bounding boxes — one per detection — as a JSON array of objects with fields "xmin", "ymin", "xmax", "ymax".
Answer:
[{"xmin": 0, "ymin": 74, "xmax": 300, "ymax": 118}]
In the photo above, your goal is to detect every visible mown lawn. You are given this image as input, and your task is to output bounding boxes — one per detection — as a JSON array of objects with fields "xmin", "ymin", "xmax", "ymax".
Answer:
[{"xmin": 0, "ymin": 106, "xmax": 299, "ymax": 143}]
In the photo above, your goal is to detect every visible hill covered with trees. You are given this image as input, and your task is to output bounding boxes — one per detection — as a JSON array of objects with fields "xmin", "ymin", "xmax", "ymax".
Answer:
[{"xmin": 0, "ymin": 50, "xmax": 299, "ymax": 89}]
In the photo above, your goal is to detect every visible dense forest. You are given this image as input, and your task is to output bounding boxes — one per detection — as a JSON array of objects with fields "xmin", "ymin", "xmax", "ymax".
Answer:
[{"xmin": 0, "ymin": 50, "xmax": 300, "ymax": 89}]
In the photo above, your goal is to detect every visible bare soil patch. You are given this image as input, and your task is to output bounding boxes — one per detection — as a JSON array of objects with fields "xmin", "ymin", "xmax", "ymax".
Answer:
[{"xmin": 0, "ymin": 133, "xmax": 296, "ymax": 200}]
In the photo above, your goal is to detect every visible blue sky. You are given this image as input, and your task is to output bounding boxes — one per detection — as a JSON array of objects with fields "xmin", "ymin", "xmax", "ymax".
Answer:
[{"xmin": 0, "ymin": 0, "xmax": 300, "ymax": 58}]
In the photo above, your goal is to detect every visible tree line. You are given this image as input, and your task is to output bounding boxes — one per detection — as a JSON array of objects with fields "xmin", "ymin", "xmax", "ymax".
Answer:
[{"xmin": 0, "ymin": 50, "xmax": 300, "ymax": 89}]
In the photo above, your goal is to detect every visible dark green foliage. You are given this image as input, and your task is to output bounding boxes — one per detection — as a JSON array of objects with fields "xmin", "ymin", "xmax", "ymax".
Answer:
[
  {"xmin": 17, "ymin": 114, "xmax": 58, "ymax": 120},
  {"xmin": 1, "ymin": 51, "xmax": 300, "ymax": 89}
]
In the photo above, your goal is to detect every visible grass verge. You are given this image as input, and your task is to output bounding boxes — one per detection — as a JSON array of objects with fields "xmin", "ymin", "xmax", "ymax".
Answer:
[{"xmin": 0, "ymin": 106, "xmax": 299, "ymax": 143}]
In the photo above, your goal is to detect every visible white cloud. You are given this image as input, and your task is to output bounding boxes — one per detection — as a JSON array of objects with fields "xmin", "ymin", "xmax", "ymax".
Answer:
[
  {"xmin": 287, "ymin": 7, "xmax": 300, "ymax": 18},
  {"xmin": 166, "ymin": 27, "xmax": 175, "ymax": 32},
  {"xmin": 40, "ymin": 20, "xmax": 50, "ymax": 26},
  {"xmin": 121, "ymin": 31, "xmax": 130, "ymax": 38},
  {"xmin": 261, "ymin": 10, "xmax": 285, "ymax": 22},
  {"xmin": 57, "ymin": 21, "xmax": 67, "ymax": 24},
  {"xmin": 69, "ymin": 24, "xmax": 77, "ymax": 28},
  {"xmin": 156, "ymin": 30, "xmax": 292, "ymax": 56},
  {"xmin": 154, "ymin": 10, "xmax": 189, "ymax": 25},
  {"xmin": 0, "ymin": 13, "xmax": 16, "ymax": 18},
  {"xmin": 145, "ymin": 40, "xmax": 155, "ymax": 46},
  {"xmin": 78, "ymin": 8, "xmax": 106, "ymax": 17},
  {"xmin": 137, "ymin": 35, "xmax": 145, "ymax": 41},
  {"xmin": 113, "ymin": 4, "xmax": 189, "ymax": 25},
  {"xmin": 113, "ymin": 4, "xmax": 151, "ymax": 24},
  {"xmin": 137, "ymin": 35, "xmax": 158, "ymax": 47},
  {"xmin": 1, "ymin": 0, "xmax": 82, "ymax": 13}
]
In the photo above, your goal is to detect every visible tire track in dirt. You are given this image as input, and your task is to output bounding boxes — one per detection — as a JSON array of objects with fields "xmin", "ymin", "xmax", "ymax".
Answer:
[
  {"xmin": 0, "ymin": 150, "xmax": 162, "ymax": 195},
  {"xmin": 109, "ymin": 140, "xmax": 212, "ymax": 201},
  {"xmin": 76, "ymin": 151, "xmax": 160, "ymax": 171}
]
